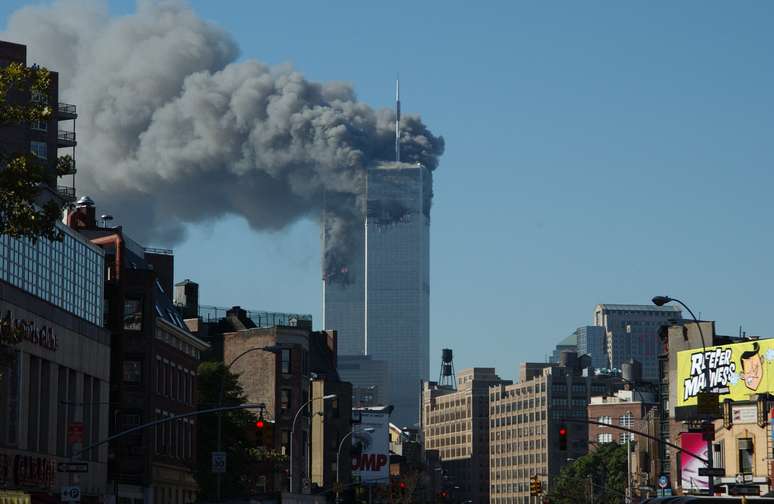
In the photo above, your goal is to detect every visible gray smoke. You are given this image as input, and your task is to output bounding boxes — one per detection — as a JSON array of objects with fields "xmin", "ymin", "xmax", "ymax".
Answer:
[{"xmin": 2, "ymin": 0, "xmax": 444, "ymax": 276}]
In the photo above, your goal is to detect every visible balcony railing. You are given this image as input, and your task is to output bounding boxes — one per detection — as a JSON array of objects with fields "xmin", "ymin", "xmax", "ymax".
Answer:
[
  {"xmin": 57, "ymin": 130, "xmax": 77, "ymax": 147},
  {"xmin": 57, "ymin": 102, "xmax": 77, "ymax": 119},
  {"xmin": 57, "ymin": 186, "xmax": 76, "ymax": 203}
]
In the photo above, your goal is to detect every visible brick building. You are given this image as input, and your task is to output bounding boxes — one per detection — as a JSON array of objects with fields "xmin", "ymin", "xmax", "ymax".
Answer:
[
  {"xmin": 68, "ymin": 199, "xmax": 209, "ymax": 504},
  {"xmin": 421, "ymin": 368, "xmax": 509, "ymax": 504}
]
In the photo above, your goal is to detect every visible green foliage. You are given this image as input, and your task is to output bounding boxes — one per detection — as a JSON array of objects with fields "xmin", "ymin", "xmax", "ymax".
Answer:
[
  {"xmin": 547, "ymin": 443, "xmax": 628, "ymax": 504},
  {"xmin": 0, "ymin": 61, "xmax": 66, "ymax": 243},
  {"xmin": 195, "ymin": 362, "xmax": 269, "ymax": 499}
]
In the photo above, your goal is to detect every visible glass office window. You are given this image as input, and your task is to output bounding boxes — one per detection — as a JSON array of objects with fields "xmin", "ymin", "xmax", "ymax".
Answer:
[{"xmin": 0, "ymin": 224, "xmax": 104, "ymax": 326}]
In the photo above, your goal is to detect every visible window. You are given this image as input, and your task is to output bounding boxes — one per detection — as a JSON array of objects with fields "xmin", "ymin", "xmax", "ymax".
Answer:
[
  {"xmin": 30, "ymin": 119, "xmax": 47, "ymax": 131},
  {"xmin": 738, "ymin": 438, "xmax": 753, "ymax": 474},
  {"xmin": 30, "ymin": 141, "xmax": 47, "ymax": 160},
  {"xmin": 123, "ymin": 298, "xmax": 143, "ymax": 331},
  {"xmin": 281, "ymin": 389, "xmax": 291, "ymax": 414},
  {"xmin": 31, "ymin": 89, "xmax": 47, "ymax": 103},
  {"xmin": 619, "ymin": 412, "xmax": 633, "ymax": 428},
  {"xmin": 597, "ymin": 432, "xmax": 613, "ymax": 443},
  {"xmin": 281, "ymin": 349, "xmax": 291, "ymax": 374},
  {"xmin": 619, "ymin": 432, "xmax": 634, "ymax": 444},
  {"xmin": 123, "ymin": 361, "xmax": 142, "ymax": 383}
]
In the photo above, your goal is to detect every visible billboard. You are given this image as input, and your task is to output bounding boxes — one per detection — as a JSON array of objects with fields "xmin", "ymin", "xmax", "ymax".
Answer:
[
  {"xmin": 676, "ymin": 339, "xmax": 774, "ymax": 408},
  {"xmin": 679, "ymin": 432, "xmax": 708, "ymax": 491},
  {"xmin": 352, "ymin": 409, "xmax": 389, "ymax": 484}
]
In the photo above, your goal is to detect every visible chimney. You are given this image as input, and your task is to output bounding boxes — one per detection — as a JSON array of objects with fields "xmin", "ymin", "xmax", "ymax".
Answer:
[{"xmin": 66, "ymin": 196, "xmax": 97, "ymax": 230}]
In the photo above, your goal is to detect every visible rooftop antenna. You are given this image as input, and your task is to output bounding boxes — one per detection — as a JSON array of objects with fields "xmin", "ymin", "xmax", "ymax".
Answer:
[{"xmin": 395, "ymin": 76, "xmax": 400, "ymax": 163}]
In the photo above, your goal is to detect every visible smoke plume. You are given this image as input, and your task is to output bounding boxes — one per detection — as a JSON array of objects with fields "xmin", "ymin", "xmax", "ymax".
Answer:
[{"xmin": 2, "ymin": 0, "xmax": 444, "ymax": 276}]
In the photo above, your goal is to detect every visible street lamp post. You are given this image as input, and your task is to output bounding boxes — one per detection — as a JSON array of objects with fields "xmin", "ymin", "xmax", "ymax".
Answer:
[
  {"xmin": 216, "ymin": 345, "xmax": 280, "ymax": 503},
  {"xmin": 652, "ymin": 295, "xmax": 714, "ymax": 495},
  {"xmin": 336, "ymin": 427, "xmax": 375, "ymax": 504},
  {"xmin": 289, "ymin": 393, "xmax": 337, "ymax": 494}
]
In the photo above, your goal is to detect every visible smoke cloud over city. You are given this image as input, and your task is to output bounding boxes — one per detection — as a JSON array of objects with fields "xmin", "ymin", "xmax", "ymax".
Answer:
[{"xmin": 2, "ymin": 0, "xmax": 444, "ymax": 276}]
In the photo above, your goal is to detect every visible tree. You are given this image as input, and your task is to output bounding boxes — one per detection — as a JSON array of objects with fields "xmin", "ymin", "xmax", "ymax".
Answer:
[
  {"xmin": 0, "ymin": 61, "xmax": 70, "ymax": 242},
  {"xmin": 546, "ymin": 442, "xmax": 628, "ymax": 504},
  {"xmin": 195, "ymin": 362, "xmax": 284, "ymax": 499}
]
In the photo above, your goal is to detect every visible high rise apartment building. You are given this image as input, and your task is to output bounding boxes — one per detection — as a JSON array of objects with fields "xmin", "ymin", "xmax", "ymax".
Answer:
[
  {"xmin": 488, "ymin": 355, "xmax": 623, "ymax": 504},
  {"xmin": 323, "ymin": 162, "xmax": 431, "ymax": 426},
  {"xmin": 593, "ymin": 304, "xmax": 681, "ymax": 381},
  {"xmin": 421, "ymin": 368, "xmax": 509, "ymax": 504}
]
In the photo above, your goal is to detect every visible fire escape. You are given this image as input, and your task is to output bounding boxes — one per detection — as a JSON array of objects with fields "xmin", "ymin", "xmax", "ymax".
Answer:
[{"xmin": 56, "ymin": 101, "xmax": 77, "ymax": 203}]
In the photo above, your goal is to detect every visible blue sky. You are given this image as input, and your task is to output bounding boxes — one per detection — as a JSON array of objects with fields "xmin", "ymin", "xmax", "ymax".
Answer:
[{"xmin": 3, "ymin": 1, "xmax": 774, "ymax": 381}]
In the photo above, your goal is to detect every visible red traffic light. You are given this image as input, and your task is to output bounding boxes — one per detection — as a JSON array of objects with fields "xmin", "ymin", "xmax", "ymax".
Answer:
[
  {"xmin": 255, "ymin": 419, "xmax": 265, "ymax": 429},
  {"xmin": 559, "ymin": 427, "xmax": 567, "ymax": 436}
]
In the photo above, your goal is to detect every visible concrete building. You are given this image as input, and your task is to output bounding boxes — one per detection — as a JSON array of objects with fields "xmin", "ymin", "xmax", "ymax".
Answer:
[
  {"xmin": 68, "ymin": 199, "xmax": 209, "ymax": 504},
  {"xmin": 336, "ymin": 355, "xmax": 389, "ymax": 409},
  {"xmin": 488, "ymin": 354, "xmax": 624, "ymax": 504},
  {"xmin": 0, "ymin": 40, "xmax": 77, "ymax": 204},
  {"xmin": 421, "ymin": 368, "xmax": 510, "ymax": 504},
  {"xmin": 0, "ymin": 221, "xmax": 110, "ymax": 504},
  {"xmin": 575, "ymin": 326, "xmax": 608, "ymax": 369},
  {"xmin": 323, "ymin": 163, "xmax": 431, "ymax": 426},
  {"xmin": 594, "ymin": 304, "xmax": 682, "ymax": 381}
]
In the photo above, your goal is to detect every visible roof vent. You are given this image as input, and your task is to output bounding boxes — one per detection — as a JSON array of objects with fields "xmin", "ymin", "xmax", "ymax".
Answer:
[{"xmin": 76, "ymin": 196, "xmax": 95, "ymax": 207}]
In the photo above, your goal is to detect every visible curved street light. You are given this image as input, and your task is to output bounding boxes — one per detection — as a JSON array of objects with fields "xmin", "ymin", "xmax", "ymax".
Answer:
[
  {"xmin": 289, "ymin": 393, "xmax": 337, "ymax": 493},
  {"xmin": 336, "ymin": 427, "xmax": 375, "ymax": 503}
]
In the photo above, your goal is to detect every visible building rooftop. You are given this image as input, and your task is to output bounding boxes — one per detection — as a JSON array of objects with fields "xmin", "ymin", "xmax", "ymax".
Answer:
[{"xmin": 596, "ymin": 303, "xmax": 681, "ymax": 312}]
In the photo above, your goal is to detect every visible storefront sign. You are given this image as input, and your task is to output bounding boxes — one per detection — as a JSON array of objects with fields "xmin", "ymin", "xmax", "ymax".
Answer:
[
  {"xmin": 732, "ymin": 405, "xmax": 758, "ymax": 424},
  {"xmin": 0, "ymin": 452, "xmax": 56, "ymax": 490},
  {"xmin": 0, "ymin": 310, "xmax": 58, "ymax": 352},
  {"xmin": 676, "ymin": 339, "xmax": 774, "ymax": 408}
]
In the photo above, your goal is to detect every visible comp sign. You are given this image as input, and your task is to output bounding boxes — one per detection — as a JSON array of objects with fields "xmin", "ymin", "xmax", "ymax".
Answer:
[
  {"xmin": 352, "ymin": 410, "xmax": 389, "ymax": 484},
  {"xmin": 676, "ymin": 339, "xmax": 774, "ymax": 408}
]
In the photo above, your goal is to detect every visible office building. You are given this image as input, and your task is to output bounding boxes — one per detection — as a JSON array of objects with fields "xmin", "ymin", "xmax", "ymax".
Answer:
[
  {"xmin": 337, "ymin": 355, "xmax": 390, "ymax": 408},
  {"xmin": 323, "ymin": 162, "xmax": 431, "ymax": 426},
  {"xmin": 548, "ymin": 333, "xmax": 576, "ymax": 363},
  {"xmin": 421, "ymin": 368, "xmax": 510, "ymax": 504},
  {"xmin": 575, "ymin": 326, "xmax": 608, "ymax": 369},
  {"xmin": 0, "ymin": 222, "xmax": 110, "ymax": 504},
  {"xmin": 488, "ymin": 353, "xmax": 623, "ymax": 504},
  {"xmin": 593, "ymin": 304, "xmax": 682, "ymax": 381},
  {"xmin": 68, "ymin": 198, "xmax": 209, "ymax": 504},
  {"xmin": 0, "ymin": 40, "xmax": 77, "ymax": 203}
]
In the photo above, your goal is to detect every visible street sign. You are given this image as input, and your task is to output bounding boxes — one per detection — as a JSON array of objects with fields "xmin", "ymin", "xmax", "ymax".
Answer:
[
  {"xmin": 68, "ymin": 423, "xmax": 84, "ymax": 445},
  {"xmin": 658, "ymin": 475, "xmax": 668, "ymax": 489},
  {"xmin": 698, "ymin": 467, "xmax": 725, "ymax": 477},
  {"xmin": 61, "ymin": 486, "xmax": 81, "ymax": 502},
  {"xmin": 211, "ymin": 451, "xmax": 226, "ymax": 474},
  {"xmin": 57, "ymin": 462, "xmax": 89, "ymax": 473},
  {"xmin": 697, "ymin": 391, "xmax": 720, "ymax": 416}
]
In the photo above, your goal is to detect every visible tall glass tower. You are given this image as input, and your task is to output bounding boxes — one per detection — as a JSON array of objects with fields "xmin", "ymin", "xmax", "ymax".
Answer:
[{"xmin": 323, "ymin": 162, "xmax": 430, "ymax": 426}]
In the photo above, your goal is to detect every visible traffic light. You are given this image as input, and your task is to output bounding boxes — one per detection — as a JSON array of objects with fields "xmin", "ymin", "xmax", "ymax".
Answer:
[
  {"xmin": 558, "ymin": 425, "xmax": 568, "ymax": 451},
  {"xmin": 254, "ymin": 413, "xmax": 274, "ymax": 448},
  {"xmin": 529, "ymin": 476, "xmax": 542, "ymax": 496}
]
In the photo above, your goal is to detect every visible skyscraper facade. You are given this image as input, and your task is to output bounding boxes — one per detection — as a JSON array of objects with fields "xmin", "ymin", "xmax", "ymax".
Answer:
[
  {"xmin": 323, "ymin": 162, "xmax": 431, "ymax": 426},
  {"xmin": 593, "ymin": 304, "xmax": 682, "ymax": 381},
  {"xmin": 575, "ymin": 325, "xmax": 608, "ymax": 369}
]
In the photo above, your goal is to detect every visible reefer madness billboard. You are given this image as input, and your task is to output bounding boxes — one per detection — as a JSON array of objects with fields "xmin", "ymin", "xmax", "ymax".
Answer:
[
  {"xmin": 352, "ymin": 410, "xmax": 389, "ymax": 483},
  {"xmin": 677, "ymin": 339, "xmax": 774, "ymax": 407}
]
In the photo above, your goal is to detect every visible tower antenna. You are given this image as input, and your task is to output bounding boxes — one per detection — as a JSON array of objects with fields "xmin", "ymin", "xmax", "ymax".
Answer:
[{"xmin": 395, "ymin": 76, "xmax": 400, "ymax": 162}]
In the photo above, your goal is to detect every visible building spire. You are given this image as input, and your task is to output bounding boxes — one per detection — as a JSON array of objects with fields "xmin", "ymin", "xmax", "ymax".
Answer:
[{"xmin": 395, "ymin": 76, "xmax": 400, "ymax": 163}]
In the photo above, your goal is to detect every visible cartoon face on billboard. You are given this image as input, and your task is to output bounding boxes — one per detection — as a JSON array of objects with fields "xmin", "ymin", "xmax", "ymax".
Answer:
[
  {"xmin": 677, "ymin": 339, "xmax": 774, "ymax": 408},
  {"xmin": 740, "ymin": 342, "xmax": 763, "ymax": 391}
]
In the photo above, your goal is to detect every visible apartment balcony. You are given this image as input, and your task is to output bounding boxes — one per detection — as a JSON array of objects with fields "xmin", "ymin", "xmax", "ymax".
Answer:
[
  {"xmin": 57, "ymin": 129, "xmax": 77, "ymax": 148},
  {"xmin": 57, "ymin": 102, "xmax": 77, "ymax": 120},
  {"xmin": 57, "ymin": 186, "xmax": 76, "ymax": 203}
]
